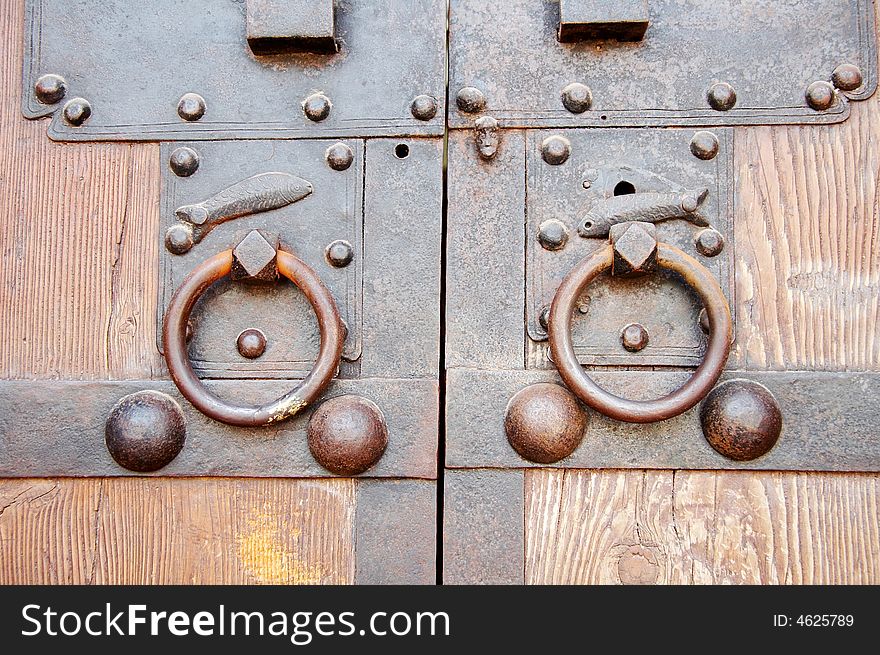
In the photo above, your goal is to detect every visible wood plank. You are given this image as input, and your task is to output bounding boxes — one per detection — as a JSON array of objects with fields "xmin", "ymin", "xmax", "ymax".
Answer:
[
  {"xmin": 0, "ymin": 478, "xmax": 356, "ymax": 584},
  {"xmin": 525, "ymin": 469, "xmax": 880, "ymax": 584},
  {"xmin": 0, "ymin": 0, "xmax": 161, "ymax": 380}
]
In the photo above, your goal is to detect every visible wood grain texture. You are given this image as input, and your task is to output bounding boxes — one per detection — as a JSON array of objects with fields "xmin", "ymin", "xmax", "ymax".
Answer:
[
  {"xmin": 525, "ymin": 469, "xmax": 880, "ymax": 584},
  {"xmin": 0, "ymin": 0, "xmax": 161, "ymax": 380},
  {"xmin": 0, "ymin": 478, "xmax": 356, "ymax": 584}
]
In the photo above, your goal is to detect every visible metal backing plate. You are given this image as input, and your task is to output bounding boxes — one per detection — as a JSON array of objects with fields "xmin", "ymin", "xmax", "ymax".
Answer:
[
  {"xmin": 449, "ymin": 0, "xmax": 877, "ymax": 128},
  {"xmin": 23, "ymin": 0, "xmax": 446, "ymax": 140},
  {"xmin": 526, "ymin": 128, "xmax": 734, "ymax": 367}
]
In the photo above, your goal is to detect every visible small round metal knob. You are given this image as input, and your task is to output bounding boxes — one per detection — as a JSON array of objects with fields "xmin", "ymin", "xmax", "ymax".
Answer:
[
  {"xmin": 237, "ymin": 328, "xmax": 267, "ymax": 359},
  {"xmin": 538, "ymin": 219, "xmax": 569, "ymax": 251},
  {"xmin": 326, "ymin": 143, "xmax": 354, "ymax": 171},
  {"xmin": 34, "ymin": 74, "xmax": 67, "ymax": 105},
  {"xmin": 695, "ymin": 228, "xmax": 725, "ymax": 257},
  {"xmin": 308, "ymin": 396, "xmax": 388, "ymax": 475},
  {"xmin": 621, "ymin": 323, "xmax": 649, "ymax": 352},
  {"xmin": 456, "ymin": 86, "xmax": 486, "ymax": 113},
  {"xmin": 832, "ymin": 63, "xmax": 863, "ymax": 92},
  {"xmin": 165, "ymin": 224, "xmax": 195, "ymax": 255},
  {"xmin": 690, "ymin": 131, "xmax": 720, "ymax": 160},
  {"xmin": 505, "ymin": 383, "xmax": 588, "ymax": 464},
  {"xmin": 105, "ymin": 391, "xmax": 186, "ymax": 472},
  {"xmin": 62, "ymin": 97, "xmax": 91, "ymax": 126},
  {"xmin": 707, "ymin": 82, "xmax": 737, "ymax": 111},
  {"xmin": 177, "ymin": 93, "xmax": 206, "ymax": 121},
  {"xmin": 541, "ymin": 135, "xmax": 571, "ymax": 165},
  {"xmin": 806, "ymin": 81, "xmax": 837, "ymax": 111},
  {"xmin": 561, "ymin": 82, "xmax": 593, "ymax": 114},
  {"xmin": 700, "ymin": 379, "xmax": 782, "ymax": 461},
  {"xmin": 411, "ymin": 94, "xmax": 438, "ymax": 121},
  {"xmin": 326, "ymin": 240, "xmax": 354, "ymax": 268},
  {"xmin": 169, "ymin": 147, "xmax": 200, "ymax": 177},
  {"xmin": 303, "ymin": 93, "xmax": 332, "ymax": 122}
]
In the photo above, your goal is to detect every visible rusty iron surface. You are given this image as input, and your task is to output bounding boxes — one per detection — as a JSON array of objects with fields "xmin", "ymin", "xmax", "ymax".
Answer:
[
  {"xmin": 449, "ymin": 0, "xmax": 877, "ymax": 129},
  {"xmin": 504, "ymin": 383, "xmax": 588, "ymax": 464},
  {"xmin": 0, "ymin": 379, "xmax": 438, "ymax": 479},
  {"xmin": 22, "ymin": 0, "xmax": 446, "ymax": 140},
  {"xmin": 700, "ymin": 379, "xmax": 783, "ymax": 462},
  {"xmin": 104, "ymin": 390, "xmax": 187, "ymax": 473},
  {"xmin": 308, "ymin": 396, "xmax": 389, "ymax": 476},
  {"xmin": 445, "ymin": 369, "xmax": 880, "ymax": 472}
]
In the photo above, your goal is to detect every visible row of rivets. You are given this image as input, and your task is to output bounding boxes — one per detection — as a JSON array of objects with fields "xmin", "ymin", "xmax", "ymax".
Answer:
[
  {"xmin": 541, "ymin": 131, "xmax": 721, "ymax": 166},
  {"xmin": 537, "ymin": 220, "xmax": 724, "ymax": 258},
  {"xmin": 168, "ymin": 143, "xmax": 355, "ymax": 179}
]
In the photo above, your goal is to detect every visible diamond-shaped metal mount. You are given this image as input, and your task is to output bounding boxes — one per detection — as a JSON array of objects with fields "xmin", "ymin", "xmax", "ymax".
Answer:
[
  {"xmin": 231, "ymin": 230, "xmax": 280, "ymax": 283},
  {"xmin": 610, "ymin": 221, "xmax": 658, "ymax": 277}
]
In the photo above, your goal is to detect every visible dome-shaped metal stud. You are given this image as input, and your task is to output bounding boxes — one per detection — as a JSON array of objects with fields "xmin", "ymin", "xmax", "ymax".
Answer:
[
  {"xmin": 505, "ymin": 383, "xmax": 588, "ymax": 464},
  {"xmin": 307, "ymin": 396, "xmax": 388, "ymax": 475},
  {"xmin": 105, "ymin": 391, "xmax": 186, "ymax": 472},
  {"xmin": 700, "ymin": 379, "xmax": 782, "ymax": 461}
]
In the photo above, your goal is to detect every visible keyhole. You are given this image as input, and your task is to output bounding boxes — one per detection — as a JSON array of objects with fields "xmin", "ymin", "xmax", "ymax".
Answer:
[{"xmin": 614, "ymin": 180, "xmax": 636, "ymax": 196}]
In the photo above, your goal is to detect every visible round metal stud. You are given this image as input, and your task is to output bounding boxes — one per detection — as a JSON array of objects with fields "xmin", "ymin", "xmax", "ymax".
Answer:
[
  {"xmin": 505, "ymin": 383, "xmax": 588, "ymax": 464},
  {"xmin": 326, "ymin": 240, "xmax": 354, "ymax": 268},
  {"xmin": 307, "ymin": 396, "xmax": 388, "ymax": 476},
  {"xmin": 707, "ymin": 82, "xmax": 737, "ymax": 111},
  {"xmin": 832, "ymin": 63, "xmax": 863, "ymax": 92},
  {"xmin": 237, "ymin": 328, "xmax": 267, "ymax": 359},
  {"xmin": 326, "ymin": 142, "xmax": 354, "ymax": 171},
  {"xmin": 806, "ymin": 81, "xmax": 837, "ymax": 111},
  {"xmin": 411, "ymin": 94, "xmax": 438, "ymax": 121},
  {"xmin": 105, "ymin": 391, "xmax": 187, "ymax": 473},
  {"xmin": 690, "ymin": 131, "xmax": 720, "ymax": 160},
  {"xmin": 303, "ymin": 92, "xmax": 332, "ymax": 122},
  {"xmin": 538, "ymin": 219, "xmax": 569, "ymax": 251},
  {"xmin": 621, "ymin": 323, "xmax": 649, "ymax": 352},
  {"xmin": 700, "ymin": 379, "xmax": 782, "ymax": 461},
  {"xmin": 456, "ymin": 86, "xmax": 486, "ymax": 113},
  {"xmin": 177, "ymin": 93, "xmax": 206, "ymax": 121},
  {"xmin": 62, "ymin": 97, "xmax": 91, "ymax": 126},
  {"xmin": 538, "ymin": 306, "xmax": 551, "ymax": 331},
  {"xmin": 165, "ymin": 224, "xmax": 194, "ymax": 255},
  {"xmin": 695, "ymin": 228, "xmax": 725, "ymax": 257},
  {"xmin": 34, "ymin": 74, "xmax": 67, "ymax": 105},
  {"xmin": 169, "ymin": 147, "xmax": 200, "ymax": 177},
  {"xmin": 561, "ymin": 82, "xmax": 593, "ymax": 114},
  {"xmin": 541, "ymin": 135, "xmax": 571, "ymax": 165}
]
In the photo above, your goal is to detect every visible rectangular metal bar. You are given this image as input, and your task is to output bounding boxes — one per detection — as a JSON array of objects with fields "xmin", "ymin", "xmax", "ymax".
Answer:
[
  {"xmin": 0, "ymin": 379, "xmax": 438, "ymax": 479},
  {"xmin": 355, "ymin": 480, "xmax": 437, "ymax": 584},
  {"xmin": 446, "ymin": 369, "xmax": 880, "ymax": 472},
  {"xmin": 246, "ymin": 0, "xmax": 337, "ymax": 54},
  {"xmin": 443, "ymin": 469, "xmax": 524, "ymax": 585},
  {"xmin": 559, "ymin": 0, "xmax": 649, "ymax": 42}
]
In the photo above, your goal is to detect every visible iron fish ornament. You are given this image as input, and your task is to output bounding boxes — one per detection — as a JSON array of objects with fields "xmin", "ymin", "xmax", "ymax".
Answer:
[{"xmin": 577, "ymin": 188, "xmax": 710, "ymax": 238}]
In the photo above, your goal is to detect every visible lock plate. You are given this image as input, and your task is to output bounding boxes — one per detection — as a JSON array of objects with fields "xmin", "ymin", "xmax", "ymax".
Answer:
[
  {"xmin": 23, "ymin": 0, "xmax": 446, "ymax": 141},
  {"xmin": 449, "ymin": 0, "xmax": 877, "ymax": 128}
]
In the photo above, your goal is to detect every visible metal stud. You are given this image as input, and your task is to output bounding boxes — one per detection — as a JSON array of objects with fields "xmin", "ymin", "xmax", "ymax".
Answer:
[
  {"xmin": 621, "ymin": 323, "xmax": 649, "ymax": 352},
  {"xmin": 541, "ymin": 135, "xmax": 571, "ymax": 165},
  {"xmin": 695, "ymin": 228, "xmax": 725, "ymax": 257},
  {"xmin": 307, "ymin": 396, "xmax": 388, "ymax": 476},
  {"xmin": 34, "ymin": 74, "xmax": 67, "ymax": 105},
  {"xmin": 62, "ymin": 97, "xmax": 91, "ymax": 126},
  {"xmin": 105, "ymin": 391, "xmax": 186, "ymax": 473},
  {"xmin": 690, "ymin": 131, "xmax": 720, "ymax": 160},
  {"xmin": 456, "ymin": 86, "xmax": 486, "ymax": 113},
  {"xmin": 303, "ymin": 92, "xmax": 332, "ymax": 122},
  {"xmin": 832, "ymin": 63, "xmax": 863, "ymax": 92},
  {"xmin": 538, "ymin": 305, "xmax": 551, "ymax": 332},
  {"xmin": 505, "ymin": 383, "xmax": 588, "ymax": 464},
  {"xmin": 326, "ymin": 142, "xmax": 354, "ymax": 171},
  {"xmin": 707, "ymin": 82, "xmax": 737, "ymax": 111},
  {"xmin": 326, "ymin": 239, "xmax": 354, "ymax": 268},
  {"xmin": 411, "ymin": 94, "xmax": 438, "ymax": 121},
  {"xmin": 806, "ymin": 81, "xmax": 836, "ymax": 111},
  {"xmin": 538, "ymin": 219, "xmax": 569, "ymax": 251},
  {"xmin": 169, "ymin": 147, "xmax": 200, "ymax": 177},
  {"xmin": 177, "ymin": 93, "xmax": 206, "ymax": 121},
  {"xmin": 237, "ymin": 328, "xmax": 267, "ymax": 359},
  {"xmin": 700, "ymin": 379, "xmax": 782, "ymax": 461},
  {"xmin": 561, "ymin": 82, "xmax": 593, "ymax": 114},
  {"xmin": 165, "ymin": 224, "xmax": 194, "ymax": 255}
]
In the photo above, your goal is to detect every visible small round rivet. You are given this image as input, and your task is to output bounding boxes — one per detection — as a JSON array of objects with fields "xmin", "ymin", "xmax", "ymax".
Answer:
[
  {"xmin": 411, "ymin": 94, "xmax": 438, "ymax": 121},
  {"xmin": 690, "ymin": 131, "xmax": 720, "ymax": 160},
  {"xmin": 326, "ymin": 142, "xmax": 354, "ymax": 171},
  {"xmin": 538, "ymin": 306, "xmax": 551, "ymax": 331},
  {"xmin": 165, "ymin": 224, "xmax": 194, "ymax": 255},
  {"xmin": 538, "ymin": 219, "xmax": 569, "ymax": 251},
  {"xmin": 169, "ymin": 147, "xmax": 200, "ymax": 177},
  {"xmin": 326, "ymin": 240, "xmax": 354, "ymax": 268},
  {"xmin": 177, "ymin": 93, "xmax": 206, "ymax": 121},
  {"xmin": 832, "ymin": 63, "xmax": 863, "ymax": 92},
  {"xmin": 456, "ymin": 86, "xmax": 486, "ymax": 113},
  {"xmin": 699, "ymin": 308, "xmax": 710, "ymax": 334},
  {"xmin": 561, "ymin": 82, "xmax": 593, "ymax": 114},
  {"xmin": 621, "ymin": 323, "xmax": 649, "ymax": 352},
  {"xmin": 707, "ymin": 82, "xmax": 737, "ymax": 111},
  {"xmin": 700, "ymin": 379, "xmax": 782, "ymax": 461},
  {"xmin": 308, "ymin": 396, "xmax": 388, "ymax": 476},
  {"xmin": 695, "ymin": 228, "xmax": 725, "ymax": 257},
  {"xmin": 806, "ymin": 81, "xmax": 837, "ymax": 111},
  {"xmin": 34, "ymin": 74, "xmax": 67, "ymax": 105},
  {"xmin": 237, "ymin": 328, "xmax": 267, "ymax": 359},
  {"xmin": 505, "ymin": 383, "xmax": 588, "ymax": 464},
  {"xmin": 541, "ymin": 135, "xmax": 571, "ymax": 165},
  {"xmin": 303, "ymin": 92, "xmax": 332, "ymax": 122},
  {"xmin": 62, "ymin": 97, "xmax": 91, "ymax": 126},
  {"xmin": 105, "ymin": 391, "xmax": 186, "ymax": 473}
]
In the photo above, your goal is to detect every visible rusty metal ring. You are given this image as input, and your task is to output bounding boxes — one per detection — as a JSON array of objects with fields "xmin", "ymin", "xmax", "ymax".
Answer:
[
  {"xmin": 162, "ymin": 249, "xmax": 344, "ymax": 427},
  {"xmin": 548, "ymin": 243, "xmax": 732, "ymax": 424}
]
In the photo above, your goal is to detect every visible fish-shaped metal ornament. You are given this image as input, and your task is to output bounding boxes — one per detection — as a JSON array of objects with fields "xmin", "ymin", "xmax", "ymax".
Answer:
[
  {"xmin": 175, "ymin": 172, "xmax": 313, "ymax": 244},
  {"xmin": 577, "ymin": 188, "xmax": 710, "ymax": 238}
]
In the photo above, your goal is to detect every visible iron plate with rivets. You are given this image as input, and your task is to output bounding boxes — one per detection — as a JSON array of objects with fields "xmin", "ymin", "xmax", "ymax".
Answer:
[
  {"xmin": 22, "ymin": 0, "xmax": 446, "ymax": 141},
  {"xmin": 448, "ymin": 0, "xmax": 877, "ymax": 129}
]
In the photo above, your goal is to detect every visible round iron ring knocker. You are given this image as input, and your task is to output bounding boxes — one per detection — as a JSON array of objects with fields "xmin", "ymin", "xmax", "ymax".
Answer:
[
  {"xmin": 548, "ymin": 243, "xmax": 733, "ymax": 424},
  {"xmin": 162, "ymin": 248, "xmax": 345, "ymax": 427}
]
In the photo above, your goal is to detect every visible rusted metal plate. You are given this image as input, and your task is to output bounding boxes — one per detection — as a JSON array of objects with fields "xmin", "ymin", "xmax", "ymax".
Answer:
[
  {"xmin": 355, "ymin": 480, "xmax": 437, "ymax": 584},
  {"xmin": 449, "ymin": 0, "xmax": 877, "ymax": 128},
  {"xmin": 0, "ymin": 379, "xmax": 438, "ymax": 479},
  {"xmin": 23, "ymin": 0, "xmax": 446, "ymax": 141},
  {"xmin": 443, "ymin": 470, "xmax": 524, "ymax": 585},
  {"xmin": 445, "ymin": 368, "xmax": 880, "ymax": 472}
]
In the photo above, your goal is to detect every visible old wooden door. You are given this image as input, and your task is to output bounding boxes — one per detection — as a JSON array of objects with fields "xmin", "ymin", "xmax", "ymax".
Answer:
[{"xmin": 444, "ymin": 0, "xmax": 880, "ymax": 584}]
